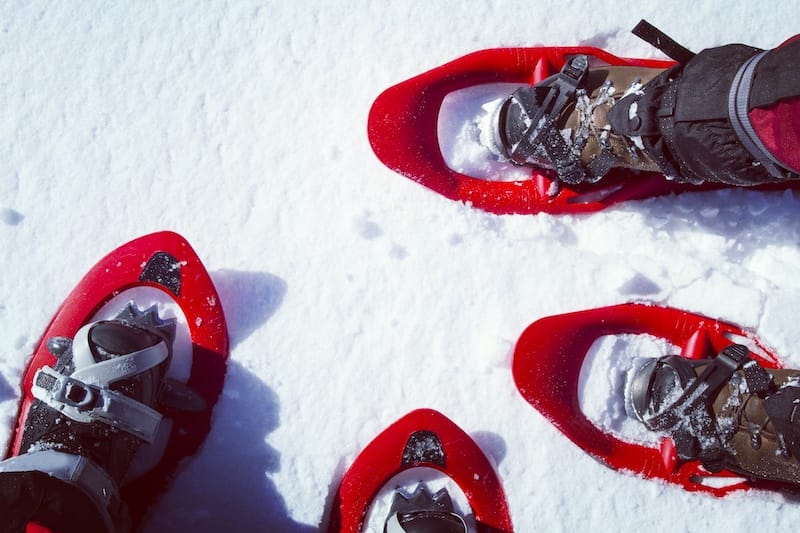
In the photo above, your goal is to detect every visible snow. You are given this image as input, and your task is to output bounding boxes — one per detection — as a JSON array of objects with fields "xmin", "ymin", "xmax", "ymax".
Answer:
[
  {"xmin": 1, "ymin": 1, "xmax": 800, "ymax": 531},
  {"xmin": 578, "ymin": 334, "xmax": 671, "ymax": 446}
]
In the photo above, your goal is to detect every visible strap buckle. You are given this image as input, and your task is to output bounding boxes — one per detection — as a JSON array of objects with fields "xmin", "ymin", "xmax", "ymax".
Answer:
[{"xmin": 33, "ymin": 366, "xmax": 163, "ymax": 443}]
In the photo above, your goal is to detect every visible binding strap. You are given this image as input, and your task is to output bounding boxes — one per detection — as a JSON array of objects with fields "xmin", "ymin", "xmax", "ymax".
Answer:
[
  {"xmin": 503, "ymin": 54, "xmax": 618, "ymax": 183},
  {"xmin": 632, "ymin": 20, "xmax": 695, "ymax": 64},
  {"xmin": 646, "ymin": 345, "xmax": 753, "ymax": 431},
  {"xmin": 0, "ymin": 450, "xmax": 120, "ymax": 532},
  {"xmin": 506, "ymin": 55, "xmax": 589, "ymax": 168},
  {"xmin": 764, "ymin": 386, "xmax": 800, "ymax": 458},
  {"xmin": 33, "ymin": 365, "xmax": 164, "ymax": 443},
  {"xmin": 31, "ymin": 321, "xmax": 170, "ymax": 443},
  {"xmin": 644, "ymin": 345, "xmax": 770, "ymax": 465}
]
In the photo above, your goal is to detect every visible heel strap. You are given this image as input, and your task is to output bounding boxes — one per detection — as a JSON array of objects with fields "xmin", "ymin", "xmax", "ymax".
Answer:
[{"xmin": 0, "ymin": 450, "xmax": 121, "ymax": 532}]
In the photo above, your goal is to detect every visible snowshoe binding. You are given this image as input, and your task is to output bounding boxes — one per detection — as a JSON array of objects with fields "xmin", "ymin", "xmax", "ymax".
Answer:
[
  {"xmin": 384, "ymin": 485, "xmax": 467, "ymax": 533},
  {"xmin": 511, "ymin": 303, "xmax": 796, "ymax": 496},
  {"xmin": 482, "ymin": 55, "xmax": 664, "ymax": 184},
  {"xmin": 627, "ymin": 346, "xmax": 800, "ymax": 486}
]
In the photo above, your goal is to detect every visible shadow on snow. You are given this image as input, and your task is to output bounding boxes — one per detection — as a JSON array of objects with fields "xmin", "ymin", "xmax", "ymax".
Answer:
[{"xmin": 142, "ymin": 269, "xmax": 314, "ymax": 531}]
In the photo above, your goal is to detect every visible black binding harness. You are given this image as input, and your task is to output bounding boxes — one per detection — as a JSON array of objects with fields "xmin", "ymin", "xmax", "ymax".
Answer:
[{"xmin": 641, "ymin": 345, "xmax": 773, "ymax": 468}]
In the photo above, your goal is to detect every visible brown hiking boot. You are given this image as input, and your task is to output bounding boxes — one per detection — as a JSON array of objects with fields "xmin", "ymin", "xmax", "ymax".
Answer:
[
  {"xmin": 715, "ymin": 370, "xmax": 800, "ymax": 485},
  {"xmin": 563, "ymin": 66, "xmax": 664, "ymax": 174},
  {"xmin": 484, "ymin": 56, "xmax": 665, "ymax": 184},
  {"xmin": 627, "ymin": 349, "xmax": 800, "ymax": 486}
]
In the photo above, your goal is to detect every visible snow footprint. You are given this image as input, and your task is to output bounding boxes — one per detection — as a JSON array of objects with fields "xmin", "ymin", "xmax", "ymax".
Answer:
[
  {"xmin": 353, "ymin": 213, "xmax": 409, "ymax": 260},
  {"xmin": 618, "ymin": 272, "xmax": 661, "ymax": 296},
  {"xmin": 0, "ymin": 207, "xmax": 23, "ymax": 226},
  {"xmin": 353, "ymin": 213, "xmax": 383, "ymax": 240}
]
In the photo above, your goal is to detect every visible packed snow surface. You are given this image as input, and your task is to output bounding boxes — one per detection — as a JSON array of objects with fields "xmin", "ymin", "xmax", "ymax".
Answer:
[{"xmin": 1, "ymin": 2, "xmax": 800, "ymax": 531}]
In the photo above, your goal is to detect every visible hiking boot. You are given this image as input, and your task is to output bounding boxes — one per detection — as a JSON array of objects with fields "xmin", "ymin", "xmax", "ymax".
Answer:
[
  {"xmin": 483, "ymin": 55, "xmax": 665, "ymax": 184},
  {"xmin": 626, "ymin": 350, "xmax": 800, "ymax": 485},
  {"xmin": 0, "ymin": 302, "xmax": 177, "ymax": 531}
]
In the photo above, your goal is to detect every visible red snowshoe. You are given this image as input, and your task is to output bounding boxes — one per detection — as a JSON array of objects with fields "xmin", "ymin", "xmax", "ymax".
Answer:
[
  {"xmin": 326, "ymin": 409, "xmax": 513, "ymax": 533},
  {"xmin": 3, "ymin": 231, "xmax": 229, "ymax": 527},
  {"xmin": 368, "ymin": 44, "xmax": 797, "ymax": 215},
  {"xmin": 511, "ymin": 303, "xmax": 793, "ymax": 496}
]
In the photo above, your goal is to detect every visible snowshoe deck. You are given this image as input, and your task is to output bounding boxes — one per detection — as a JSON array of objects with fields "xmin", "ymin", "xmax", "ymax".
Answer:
[
  {"xmin": 5, "ymin": 231, "xmax": 229, "ymax": 526},
  {"xmin": 326, "ymin": 409, "xmax": 512, "ymax": 533},
  {"xmin": 511, "ymin": 303, "xmax": 789, "ymax": 496},
  {"xmin": 368, "ymin": 46, "xmax": 797, "ymax": 215}
]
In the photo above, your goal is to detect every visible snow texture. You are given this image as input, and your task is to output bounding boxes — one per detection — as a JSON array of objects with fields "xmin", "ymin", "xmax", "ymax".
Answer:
[{"xmin": 1, "ymin": 1, "xmax": 800, "ymax": 531}]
